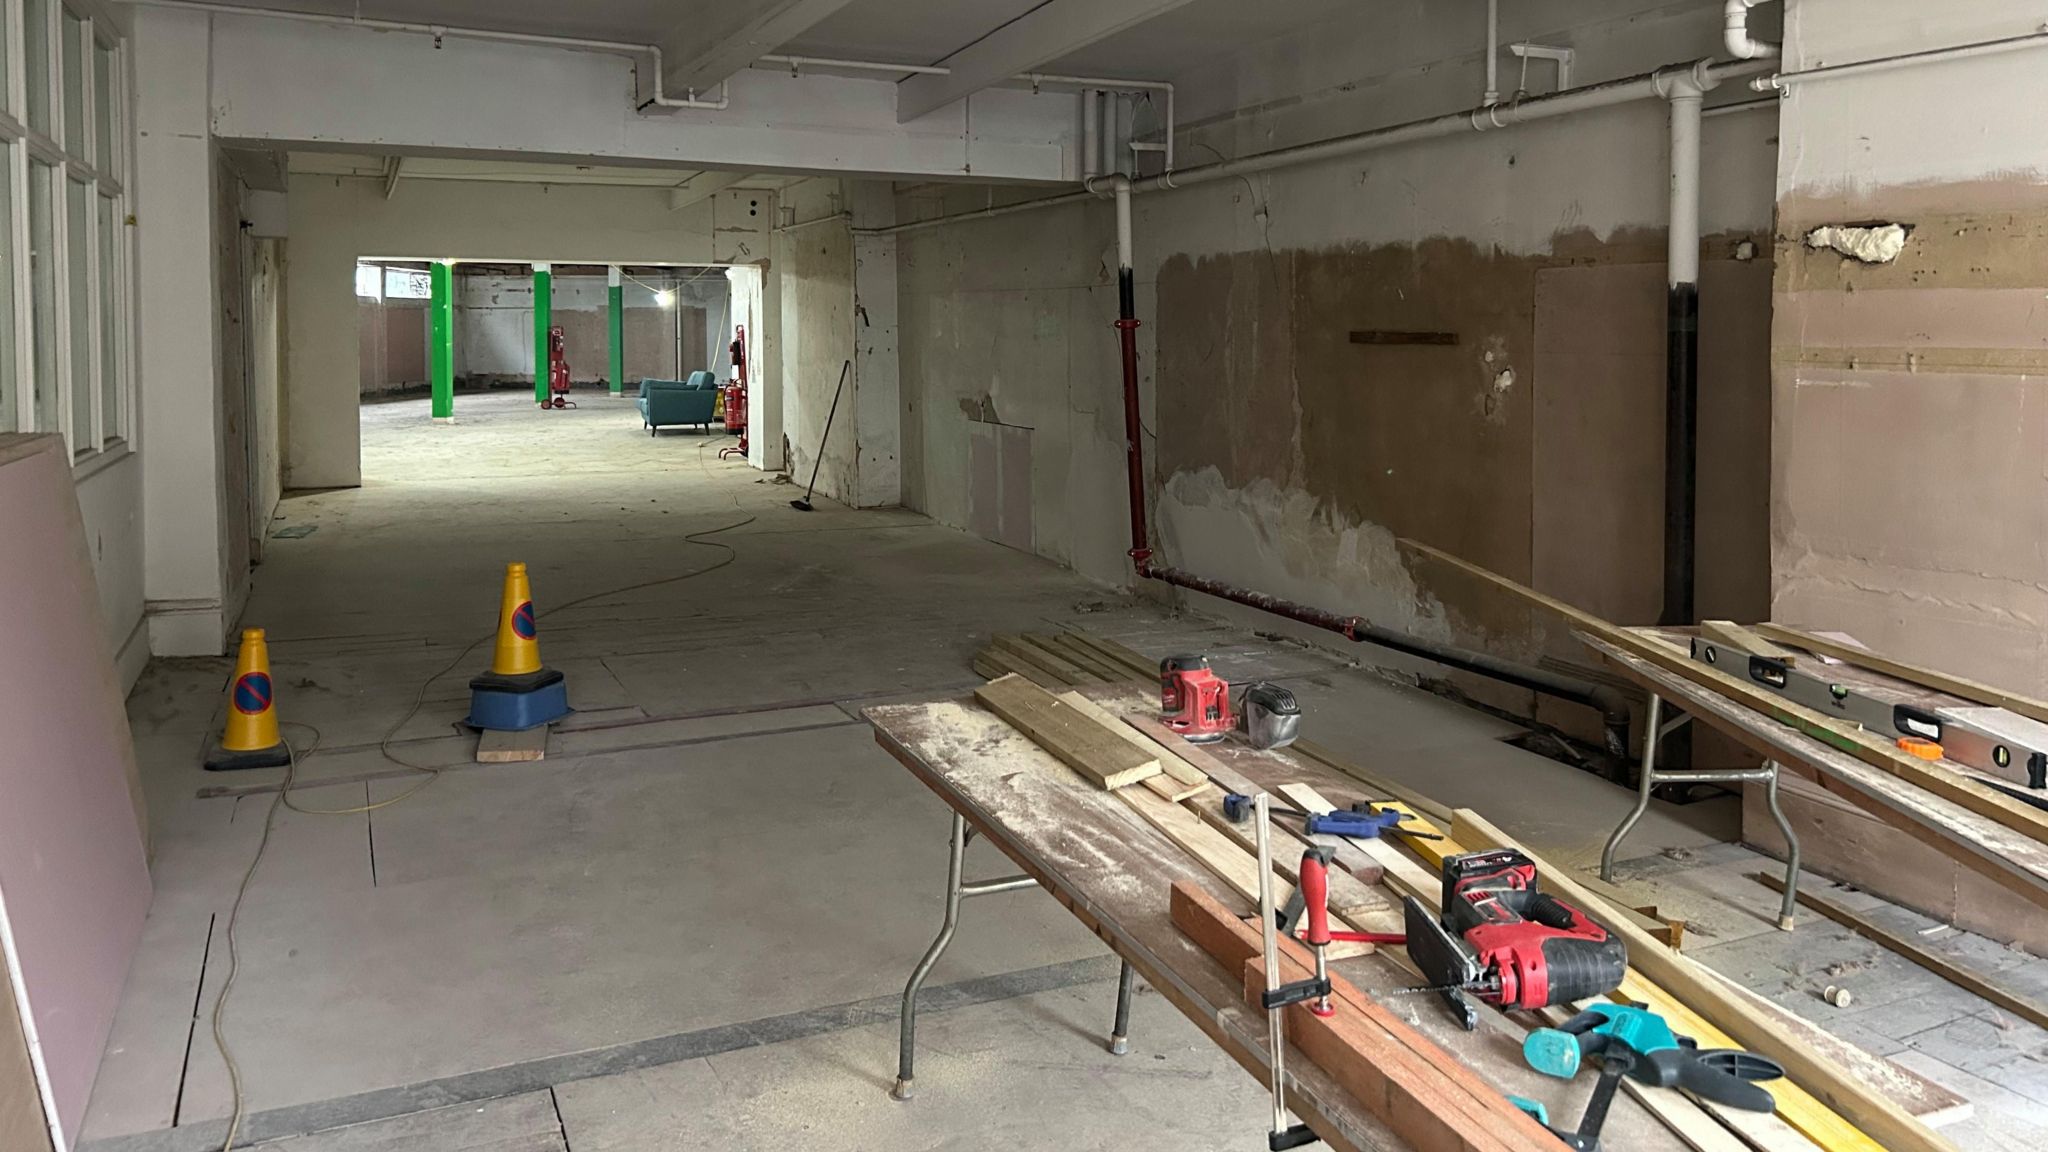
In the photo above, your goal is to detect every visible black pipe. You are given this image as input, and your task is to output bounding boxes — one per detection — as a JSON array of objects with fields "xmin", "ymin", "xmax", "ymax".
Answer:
[{"xmin": 1661, "ymin": 282, "xmax": 1699, "ymax": 626}]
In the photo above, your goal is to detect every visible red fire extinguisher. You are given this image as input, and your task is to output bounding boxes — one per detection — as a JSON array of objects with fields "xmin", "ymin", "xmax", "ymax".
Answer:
[
  {"xmin": 542, "ymin": 326, "xmax": 576, "ymax": 409},
  {"xmin": 719, "ymin": 325, "xmax": 749, "ymax": 459}
]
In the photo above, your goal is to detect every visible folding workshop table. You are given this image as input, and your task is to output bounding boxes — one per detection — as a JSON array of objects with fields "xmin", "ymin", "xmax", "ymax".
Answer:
[{"xmin": 865, "ymin": 685, "xmax": 1695, "ymax": 1152}]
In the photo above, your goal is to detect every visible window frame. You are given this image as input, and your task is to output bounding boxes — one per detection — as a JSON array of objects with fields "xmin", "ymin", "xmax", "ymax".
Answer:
[{"xmin": 0, "ymin": 0, "xmax": 131, "ymax": 465}]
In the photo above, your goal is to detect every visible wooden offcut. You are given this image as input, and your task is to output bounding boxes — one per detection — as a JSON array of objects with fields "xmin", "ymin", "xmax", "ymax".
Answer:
[
  {"xmin": 1055, "ymin": 691, "xmax": 1207, "ymax": 800},
  {"xmin": 475, "ymin": 726, "xmax": 548, "ymax": 763},
  {"xmin": 975, "ymin": 673, "xmax": 1160, "ymax": 789},
  {"xmin": 1753, "ymin": 872, "xmax": 2048, "ymax": 1031},
  {"xmin": 1450, "ymin": 809, "xmax": 1956, "ymax": 1152}
]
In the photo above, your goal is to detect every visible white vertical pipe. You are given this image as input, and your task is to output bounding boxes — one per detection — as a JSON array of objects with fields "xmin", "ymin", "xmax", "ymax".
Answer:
[
  {"xmin": 1099, "ymin": 92, "xmax": 1116, "ymax": 179},
  {"xmin": 1082, "ymin": 89, "xmax": 1102, "ymax": 180},
  {"xmin": 1484, "ymin": 0, "xmax": 1500, "ymax": 104},
  {"xmin": 1115, "ymin": 179, "xmax": 1133, "ymax": 272},
  {"xmin": 1724, "ymin": 0, "xmax": 1781, "ymax": 60},
  {"xmin": 1667, "ymin": 79, "xmax": 1703, "ymax": 286}
]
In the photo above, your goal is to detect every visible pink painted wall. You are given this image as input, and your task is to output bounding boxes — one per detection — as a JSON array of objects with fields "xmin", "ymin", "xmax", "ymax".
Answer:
[{"xmin": 0, "ymin": 434, "xmax": 152, "ymax": 1145}]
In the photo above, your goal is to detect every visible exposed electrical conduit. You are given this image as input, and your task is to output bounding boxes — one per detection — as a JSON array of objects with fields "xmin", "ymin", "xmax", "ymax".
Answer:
[
  {"xmin": 1723, "ymin": 0, "xmax": 1781, "ymax": 61},
  {"xmin": 1752, "ymin": 26, "xmax": 2048, "ymax": 90}
]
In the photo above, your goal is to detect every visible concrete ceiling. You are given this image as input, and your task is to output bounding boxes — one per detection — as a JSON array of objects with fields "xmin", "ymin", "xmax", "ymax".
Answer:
[{"xmin": 187, "ymin": 0, "xmax": 1345, "ymax": 82}]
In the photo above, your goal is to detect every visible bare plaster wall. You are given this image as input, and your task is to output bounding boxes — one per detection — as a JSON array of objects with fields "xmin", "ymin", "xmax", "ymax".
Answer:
[
  {"xmin": 776, "ymin": 179, "xmax": 859, "ymax": 505},
  {"xmin": 1772, "ymin": 0, "xmax": 2048, "ymax": 692},
  {"xmin": 897, "ymin": 0, "xmax": 1777, "ymax": 709}
]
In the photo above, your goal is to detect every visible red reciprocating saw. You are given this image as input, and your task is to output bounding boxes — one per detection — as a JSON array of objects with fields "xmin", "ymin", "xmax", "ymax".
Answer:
[{"xmin": 1403, "ymin": 848, "xmax": 1627, "ymax": 1030}]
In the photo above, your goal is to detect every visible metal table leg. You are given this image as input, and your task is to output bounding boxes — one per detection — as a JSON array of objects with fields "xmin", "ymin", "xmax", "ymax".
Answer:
[
  {"xmin": 1109, "ymin": 960, "xmax": 1137, "ymax": 1055},
  {"xmin": 1601, "ymin": 693, "xmax": 1663, "ymax": 882},
  {"xmin": 893, "ymin": 810, "xmax": 1109, "ymax": 1100},
  {"xmin": 1762, "ymin": 761, "xmax": 1801, "ymax": 931}
]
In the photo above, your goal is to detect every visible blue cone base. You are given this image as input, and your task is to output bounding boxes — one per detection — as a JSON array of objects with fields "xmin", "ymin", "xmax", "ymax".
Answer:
[
  {"xmin": 466, "ymin": 676, "xmax": 571, "ymax": 732},
  {"xmin": 204, "ymin": 742, "xmax": 292, "ymax": 772}
]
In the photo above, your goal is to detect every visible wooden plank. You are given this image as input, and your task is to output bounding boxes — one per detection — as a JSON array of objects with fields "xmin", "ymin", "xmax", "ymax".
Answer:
[
  {"xmin": 1401, "ymin": 537, "xmax": 2048, "ymax": 845},
  {"xmin": 1588, "ymin": 635, "xmax": 2048, "ymax": 908},
  {"xmin": 1068, "ymin": 631, "xmax": 1161, "ymax": 681},
  {"xmin": 1572, "ymin": 868, "xmax": 1687, "ymax": 949},
  {"xmin": 1043, "ymin": 634, "xmax": 1138, "ymax": 683},
  {"xmin": 1293, "ymin": 738, "xmax": 1456, "ymax": 824},
  {"xmin": 1615, "ymin": 632, "xmax": 2048, "ymax": 844},
  {"xmin": 974, "ymin": 674, "xmax": 1160, "ymax": 789},
  {"xmin": 1700, "ymin": 619, "xmax": 1799, "ymax": 662},
  {"xmin": 991, "ymin": 632, "xmax": 1100, "ymax": 685},
  {"xmin": 1752, "ymin": 872, "xmax": 2048, "ymax": 1031},
  {"xmin": 1185, "ymin": 795, "xmax": 1396, "ymax": 924},
  {"xmin": 1121, "ymin": 715, "xmax": 1391, "ymax": 895},
  {"xmin": 1279, "ymin": 784, "xmax": 1440, "ymax": 902},
  {"xmin": 1390, "ymin": 801, "xmax": 1918, "ymax": 1146},
  {"xmin": 1743, "ymin": 766, "xmax": 2048, "ymax": 956},
  {"xmin": 1400, "ymin": 532, "xmax": 2023, "ymax": 840},
  {"xmin": 475, "ymin": 726, "xmax": 548, "ymax": 763},
  {"xmin": 1755, "ymin": 624, "xmax": 2048, "ymax": 726},
  {"xmin": 1059, "ymin": 692, "xmax": 1206, "ymax": 788},
  {"xmin": 1172, "ymin": 881, "xmax": 1555, "ymax": 1152},
  {"xmin": 973, "ymin": 647, "xmax": 1064, "ymax": 690},
  {"xmin": 1450, "ymin": 808, "xmax": 1955, "ymax": 1152}
]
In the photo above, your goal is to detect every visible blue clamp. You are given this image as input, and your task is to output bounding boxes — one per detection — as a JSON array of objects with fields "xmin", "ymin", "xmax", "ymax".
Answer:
[{"xmin": 1523, "ymin": 1003, "xmax": 1784, "ymax": 1113}]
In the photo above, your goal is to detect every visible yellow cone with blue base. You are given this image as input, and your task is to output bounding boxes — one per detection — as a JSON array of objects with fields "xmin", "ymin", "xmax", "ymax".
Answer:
[
  {"xmin": 204, "ymin": 628, "xmax": 292, "ymax": 771},
  {"xmin": 491, "ymin": 562, "xmax": 543, "ymax": 675},
  {"xmin": 467, "ymin": 562, "xmax": 571, "ymax": 731}
]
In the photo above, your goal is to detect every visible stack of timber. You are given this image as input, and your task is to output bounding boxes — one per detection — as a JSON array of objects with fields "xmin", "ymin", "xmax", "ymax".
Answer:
[
  {"xmin": 1399, "ymin": 537, "xmax": 2048, "ymax": 951},
  {"xmin": 962, "ymin": 657, "xmax": 1965, "ymax": 1152}
]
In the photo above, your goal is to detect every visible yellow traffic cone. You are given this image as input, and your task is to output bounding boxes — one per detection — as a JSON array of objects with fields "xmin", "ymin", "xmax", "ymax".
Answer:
[
  {"xmin": 468, "ymin": 562, "xmax": 571, "ymax": 731},
  {"xmin": 491, "ymin": 562, "xmax": 543, "ymax": 676},
  {"xmin": 205, "ymin": 628, "xmax": 292, "ymax": 771}
]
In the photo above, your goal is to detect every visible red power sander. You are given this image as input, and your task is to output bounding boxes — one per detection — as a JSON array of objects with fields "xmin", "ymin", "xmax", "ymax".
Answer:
[
  {"xmin": 1403, "ymin": 848, "xmax": 1627, "ymax": 1030},
  {"xmin": 1159, "ymin": 654, "xmax": 1231, "ymax": 744}
]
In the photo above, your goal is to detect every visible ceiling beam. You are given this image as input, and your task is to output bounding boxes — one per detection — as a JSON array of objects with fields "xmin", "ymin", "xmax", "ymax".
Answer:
[
  {"xmin": 895, "ymin": 0, "xmax": 1198, "ymax": 123},
  {"xmin": 659, "ymin": 0, "xmax": 860, "ymax": 98},
  {"xmin": 669, "ymin": 171, "xmax": 749, "ymax": 212}
]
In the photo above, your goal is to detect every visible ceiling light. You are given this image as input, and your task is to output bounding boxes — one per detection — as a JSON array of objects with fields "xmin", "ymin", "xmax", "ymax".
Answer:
[{"xmin": 655, "ymin": 289, "xmax": 675, "ymax": 307}]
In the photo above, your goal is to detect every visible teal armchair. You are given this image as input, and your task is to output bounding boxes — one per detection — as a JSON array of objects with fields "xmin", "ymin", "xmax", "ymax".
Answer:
[{"xmin": 638, "ymin": 377, "xmax": 717, "ymax": 435}]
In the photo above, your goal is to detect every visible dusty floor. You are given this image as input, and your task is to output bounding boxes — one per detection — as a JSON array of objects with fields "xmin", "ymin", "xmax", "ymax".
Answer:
[{"xmin": 78, "ymin": 393, "xmax": 2048, "ymax": 1150}]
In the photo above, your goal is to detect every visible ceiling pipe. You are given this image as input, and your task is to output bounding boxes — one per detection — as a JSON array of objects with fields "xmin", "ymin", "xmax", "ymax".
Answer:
[
  {"xmin": 1723, "ymin": 0, "xmax": 1781, "ymax": 61},
  {"xmin": 132, "ymin": 0, "xmax": 730, "ymax": 108},
  {"xmin": 1753, "ymin": 26, "xmax": 2048, "ymax": 90},
  {"xmin": 759, "ymin": 54, "xmax": 1174, "ymax": 173},
  {"xmin": 865, "ymin": 56, "xmax": 1774, "ymax": 237}
]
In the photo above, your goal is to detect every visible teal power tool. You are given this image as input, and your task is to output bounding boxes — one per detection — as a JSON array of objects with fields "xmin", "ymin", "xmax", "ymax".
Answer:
[
  {"xmin": 1519, "ymin": 1004, "xmax": 1784, "ymax": 1150},
  {"xmin": 1221, "ymin": 793, "xmax": 1441, "ymax": 840}
]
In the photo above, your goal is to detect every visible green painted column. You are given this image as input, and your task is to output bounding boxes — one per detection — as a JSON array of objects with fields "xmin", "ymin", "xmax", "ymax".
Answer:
[
  {"xmin": 607, "ymin": 265, "xmax": 625, "ymax": 394},
  {"xmin": 532, "ymin": 262, "xmax": 553, "ymax": 405},
  {"xmin": 429, "ymin": 261, "xmax": 454, "ymax": 420}
]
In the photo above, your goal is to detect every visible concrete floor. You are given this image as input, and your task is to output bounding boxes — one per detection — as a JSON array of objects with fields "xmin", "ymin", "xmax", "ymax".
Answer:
[{"xmin": 79, "ymin": 393, "xmax": 2046, "ymax": 1150}]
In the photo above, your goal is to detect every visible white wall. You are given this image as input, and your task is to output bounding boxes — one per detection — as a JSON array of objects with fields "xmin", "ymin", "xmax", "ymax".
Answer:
[
  {"xmin": 896, "ymin": 0, "xmax": 1778, "ymax": 693},
  {"xmin": 1769, "ymin": 0, "xmax": 2048, "ymax": 691},
  {"xmin": 135, "ymin": 6, "xmax": 230, "ymax": 657},
  {"xmin": 285, "ymin": 176, "xmax": 768, "ymax": 488}
]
